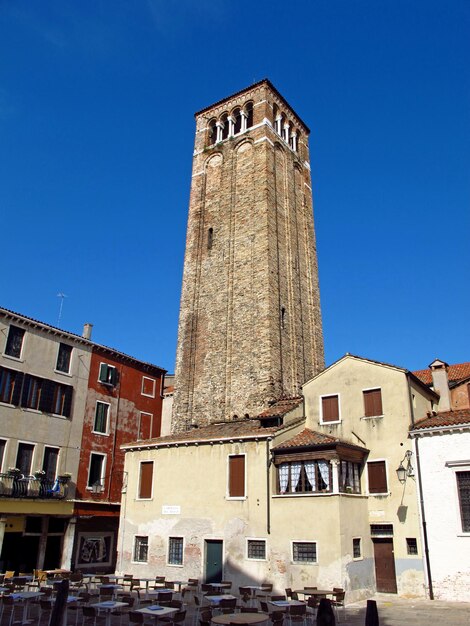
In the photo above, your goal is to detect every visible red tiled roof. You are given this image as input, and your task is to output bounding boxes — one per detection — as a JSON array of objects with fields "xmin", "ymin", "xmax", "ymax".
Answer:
[
  {"xmin": 412, "ymin": 362, "xmax": 470, "ymax": 386},
  {"xmin": 411, "ymin": 409, "xmax": 470, "ymax": 431},
  {"xmin": 258, "ymin": 397, "xmax": 303, "ymax": 419},
  {"xmin": 273, "ymin": 428, "xmax": 340, "ymax": 450}
]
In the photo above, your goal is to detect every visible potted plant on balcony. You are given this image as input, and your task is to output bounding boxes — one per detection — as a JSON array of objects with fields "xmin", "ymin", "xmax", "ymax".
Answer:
[
  {"xmin": 8, "ymin": 467, "xmax": 22, "ymax": 477},
  {"xmin": 57, "ymin": 472, "xmax": 72, "ymax": 483},
  {"xmin": 34, "ymin": 470, "xmax": 46, "ymax": 480}
]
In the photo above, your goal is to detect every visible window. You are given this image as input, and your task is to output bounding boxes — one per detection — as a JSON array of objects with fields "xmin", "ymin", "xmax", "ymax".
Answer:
[
  {"xmin": 87, "ymin": 453, "xmax": 106, "ymax": 490},
  {"xmin": 406, "ymin": 538, "xmax": 418, "ymax": 555},
  {"xmin": 93, "ymin": 402, "xmax": 110, "ymax": 434},
  {"xmin": 56, "ymin": 343, "xmax": 72, "ymax": 373},
  {"xmin": 141, "ymin": 377, "xmax": 156, "ymax": 398},
  {"xmin": 353, "ymin": 537, "xmax": 362, "ymax": 559},
  {"xmin": 23, "ymin": 375, "xmax": 43, "ymax": 410},
  {"xmin": 367, "ymin": 460, "xmax": 388, "ymax": 494},
  {"xmin": 98, "ymin": 363, "xmax": 117, "ymax": 386},
  {"xmin": 292, "ymin": 541, "xmax": 317, "ymax": 563},
  {"xmin": 456, "ymin": 471, "xmax": 470, "ymax": 532},
  {"xmin": 363, "ymin": 388, "xmax": 383, "ymax": 417},
  {"xmin": 4, "ymin": 325, "xmax": 25, "ymax": 359},
  {"xmin": 321, "ymin": 394, "xmax": 340, "ymax": 423},
  {"xmin": 139, "ymin": 412, "xmax": 153, "ymax": 440},
  {"xmin": 168, "ymin": 537, "xmax": 184, "ymax": 565},
  {"xmin": 138, "ymin": 461, "xmax": 154, "ymax": 499},
  {"xmin": 134, "ymin": 536, "xmax": 148, "ymax": 562},
  {"xmin": 16, "ymin": 442, "xmax": 35, "ymax": 475},
  {"xmin": 0, "ymin": 366, "xmax": 23, "ymax": 405},
  {"xmin": 370, "ymin": 524, "xmax": 393, "ymax": 537},
  {"xmin": 42, "ymin": 447, "xmax": 59, "ymax": 481},
  {"xmin": 247, "ymin": 539, "xmax": 266, "ymax": 560},
  {"xmin": 21, "ymin": 375, "xmax": 73, "ymax": 417},
  {"xmin": 0, "ymin": 439, "xmax": 6, "ymax": 471},
  {"xmin": 228, "ymin": 454, "xmax": 245, "ymax": 498},
  {"xmin": 52, "ymin": 383, "xmax": 71, "ymax": 416},
  {"xmin": 277, "ymin": 460, "xmax": 331, "ymax": 494},
  {"xmin": 339, "ymin": 461, "xmax": 361, "ymax": 493}
]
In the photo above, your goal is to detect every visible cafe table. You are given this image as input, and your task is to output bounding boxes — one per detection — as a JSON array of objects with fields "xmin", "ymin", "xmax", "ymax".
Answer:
[
  {"xmin": 294, "ymin": 589, "xmax": 333, "ymax": 597},
  {"xmin": 208, "ymin": 582, "xmax": 232, "ymax": 593},
  {"xmin": 10, "ymin": 591, "xmax": 44, "ymax": 624},
  {"xmin": 269, "ymin": 600, "xmax": 306, "ymax": 609},
  {"xmin": 98, "ymin": 584, "xmax": 124, "ymax": 597},
  {"xmin": 211, "ymin": 613, "xmax": 269, "ymax": 625},
  {"xmin": 204, "ymin": 594, "xmax": 237, "ymax": 608},
  {"xmin": 136, "ymin": 605, "xmax": 178, "ymax": 622},
  {"xmin": 94, "ymin": 600, "xmax": 128, "ymax": 626}
]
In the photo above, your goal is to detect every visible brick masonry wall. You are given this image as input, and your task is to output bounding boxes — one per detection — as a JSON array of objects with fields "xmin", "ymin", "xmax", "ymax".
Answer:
[{"xmin": 173, "ymin": 81, "xmax": 324, "ymax": 431}]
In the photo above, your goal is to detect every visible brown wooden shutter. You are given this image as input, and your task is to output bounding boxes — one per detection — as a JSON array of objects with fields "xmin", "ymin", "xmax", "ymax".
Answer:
[
  {"xmin": 364, "ymin": 389, "xmax": 383, "ymax": 417},
  {"xmin": 229, "ymin": 455, "xmax": 245, "ymax": 497},
  {"xmin": 368, "ymin": 461, "xmax": 387, "ymax": 493},
  {"xmin": 139, "ymin": 461, "xmax": 153, "ymax": 498},
  {"xmin": 322, "ymin": 395, "xmax": 339, "ymax": 422},
  {"xmin": 139, "ymin": 413, "xmax": 152, "ymax": 439}
]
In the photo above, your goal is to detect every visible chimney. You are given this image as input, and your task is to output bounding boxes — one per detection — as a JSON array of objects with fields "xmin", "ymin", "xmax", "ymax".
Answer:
[
  {"xmin": 82, "ymin": 323, "xmax": 93, "ymax": 340},
  {"xmin": 429, "ymin": 359, "xmax": 451, "ymax": 411}
]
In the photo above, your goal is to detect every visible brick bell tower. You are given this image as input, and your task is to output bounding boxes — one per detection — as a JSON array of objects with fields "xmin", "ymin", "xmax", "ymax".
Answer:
[{"xmin": 172, "ymin": 79, "xmax": 324, "ymax": 432}]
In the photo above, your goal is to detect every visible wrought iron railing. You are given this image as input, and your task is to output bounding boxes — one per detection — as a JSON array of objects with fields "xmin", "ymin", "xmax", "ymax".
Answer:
[{"xmin": 0, "ymin": 473, "xmax": 69, "ymax": 499}]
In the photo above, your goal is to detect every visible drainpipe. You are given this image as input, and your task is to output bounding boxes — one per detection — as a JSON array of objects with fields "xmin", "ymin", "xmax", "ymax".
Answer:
[
  {"xmin": 266, "ymin": 438, "xmax": 272, "ymax": 535},
  {"xmin": 407, "ymin": 377, "xmax": 434, "ymax": 600}
]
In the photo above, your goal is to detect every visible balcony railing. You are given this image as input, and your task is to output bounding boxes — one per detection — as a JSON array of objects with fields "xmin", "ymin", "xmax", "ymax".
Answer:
[{"xmin": 0, "ymin": 473, "xmax": 69, "ymax": 499}]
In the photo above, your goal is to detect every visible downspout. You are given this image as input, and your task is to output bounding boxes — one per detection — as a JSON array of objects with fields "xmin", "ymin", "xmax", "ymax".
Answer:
[
  {"xmin": 407, "ymin": 377, "xmax": 434, "ymax": 600},
  {"xmin": 107, "ymin": 365, "xmax": 123, "ymax": 501},
  {"xmin": 266, "ymin": 438, "xmax": 272, "ymax": 535}
]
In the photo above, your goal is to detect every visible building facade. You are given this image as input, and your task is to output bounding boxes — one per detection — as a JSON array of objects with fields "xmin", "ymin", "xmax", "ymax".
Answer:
[{"xmin": 173, "ymin": 79, "xmax": 324, "ymax": 432}]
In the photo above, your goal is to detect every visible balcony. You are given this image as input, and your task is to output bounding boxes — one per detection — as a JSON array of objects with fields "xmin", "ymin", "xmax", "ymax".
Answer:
[{"xmin": 0, "ymin": 473, "xmax": 69, "ymax": 499}]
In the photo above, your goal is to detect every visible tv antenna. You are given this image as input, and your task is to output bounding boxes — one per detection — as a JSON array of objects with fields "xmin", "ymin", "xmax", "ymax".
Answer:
[{"xmin": 57, "ymin": 292, "xmax": 68, "ymax": 326}]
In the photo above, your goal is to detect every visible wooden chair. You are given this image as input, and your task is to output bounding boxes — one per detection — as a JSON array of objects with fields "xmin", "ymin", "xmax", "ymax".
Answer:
[
  {"xmin": 157, "ymin": 591, "xmax": 173, "ymax": 606},
  {"xmin": 81, "ymin": 606, "xmax": 106, "ymax": 626},
  {"xmin": 257, "ymin": 583, "xmax": 273, "ymax": 602},
  {"xmin": 161, "ymin": 609, "xmax": 186, "ymax": 624},
  {"xmin": 331, "ymin": 589, "xmax": 345, "ymax": 621},
  {"xmin": 271, "ymin": 596, "xmax": 286, "ymax": 602},
  {"xmin": 111, "ymin": 595, "xmax": 135, "ymax": 626},
  {"xmin": 270, "ymin": 612, "xmax": 285, "ymax": 626},
  {"xmin": 1, "ymin": 595, "xmax": 23, "ymax": 626},
  {"xmin": 39, "ymin": 599, "xmax": 53, "ymax": 626},
  {"xmin": 219, "ymin": 597, "xmax": 237, "ymax": 614},
  {"xmin": 199, "ymin": 609, "xmax": 212, "ymax": 626},
  {"xmin": 288, "ymin": 604, "xmax": 307, "ymax": 626},
  {"xmin": 241, "ymin": 607, "xmax": 259, "ymax": 613},
  {"xmin": 128, "ymin": 611, "xmax": 145, "ymax": 625}
]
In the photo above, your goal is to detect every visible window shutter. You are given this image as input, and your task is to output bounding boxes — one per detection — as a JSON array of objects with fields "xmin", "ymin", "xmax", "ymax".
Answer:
[
  {"xmin": 322, "ymin": 395, "xmax": 339, "ymax": 422},
  {"xmin": 368, "ymin": 461, "xmax": 387, "ymax": 493},
  {"xmin": 364, "ymin": 389, "xmax": 383, "ymax": 417},
  {"xmin": 62, "ymin": 386, "xmax": 73, "ymax": 417},
  {"xmin": 229, "ymin": 455, "xmax": 245, "ymax": 497},
  {"xmin": 21, "ymin": 374, "xmax": 31, "ymax": 407},
  {"xmin": 11, "ymin": 372, "xmax": 24, "ymax": 406},
  {"xmin": 39, "ymin": 380, "xmax": 54, "ymax": 413},
  {"xmin": 139, "ymin": 461, "xmax": 153, "ymax": 499}
]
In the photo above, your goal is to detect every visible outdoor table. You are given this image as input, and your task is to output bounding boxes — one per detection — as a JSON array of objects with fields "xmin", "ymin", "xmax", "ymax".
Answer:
[
  {"xmin": 10, "ymin": 591, "xmax": 44, "ymax": 624},
  {"xmin": 169, "ymin": 580, "xmax": 188, "ymax": 593},
  {"xmin": 98, "ymin": 584, "xmax": 123, "ymax": 597},
  {"xmin": 294, "ymin": 589, "xmax": 333, "ymax": 597},
  {"xmin": 136, "ymin": 605, "xmax": 178, "ymax": 622},
  {"xmin": 208, "ymin": 582, "xmax": 232, "ymax": 594},
  {"xmin": 269, "ymin": 600, "xmax": 306, "ymax": 612},
  {"xmin": 211, "ymin": 613, "xmax": 269, "ymax": 625},
  {"xmin": 94, "ymin": 600, "xmax": 127, "ymax": 626},
  {"xmin": 205, "ymin": 594, "xmax": 237, "ymax": 606}
]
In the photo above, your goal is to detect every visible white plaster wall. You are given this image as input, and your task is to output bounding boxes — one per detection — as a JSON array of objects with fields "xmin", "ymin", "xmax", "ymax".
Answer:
[{"xmin": 416, "ymin": 431, "xmax": 470, "ymax": 601}]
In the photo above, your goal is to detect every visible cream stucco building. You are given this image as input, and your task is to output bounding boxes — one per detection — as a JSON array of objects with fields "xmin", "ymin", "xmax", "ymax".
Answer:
[{"xmin": 117, "ymin": 355, "xmax": 437, "ymax": 600}]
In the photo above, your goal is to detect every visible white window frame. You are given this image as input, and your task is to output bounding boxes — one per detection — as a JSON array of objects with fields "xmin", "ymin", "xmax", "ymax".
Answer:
[
  {"xmin": 246, "ymin": 538, "xmax": 267, "ymax": 561},
  {"xmin": 167, "ymin": 536, "xmax": 184, "ymax": 567},
  {"xmin": 98, "ymin": 362, "xmax": 117, "ymax": 386},
  {"xmin": 139, "ymin": 412, "xmax": 154, "ymax": 439},
  {"xmin": 361, "ymin": 386, "xmax": 384, "ymax": 419},
  {"xmin": 226, "ymin": 453, "xmax": 247, "ymax": 500},
  {"xmin": 55, "ymin": 343, "xmax": 73, "ymax": 375},
  {"xmin": 42, "ymin": 445, "xmax": 60, "ymax": 479},
  {"xmin": 92, "ymin": 401, "xmax": 111, "ymax": 435},
  {"xmin": 3, "ymin": 325, "xmax": 26, "ymax": 361},
  {"xmin": 0, "ymin": 438, "xmax": 8, "ymax": 472},
  {"xmin": 87, "ymin": 452, "xmax": 107, "ymax": 491},
  {"xmin": 132, "ymin": 535, "xmax": 149, "ymax": 563},
  {"xmin": 366, "ymin": 458, "xmax": 389, "ymax": 496},
  {"xmin": 446, "ymin": 460, "xmax": 470, "ymax": 536},
  {"xmin": 137, "ymin": 460, "xmax": 154, "ymax": 500},
  {"xmin": 352, "ymin": 536, "xmax": 362, "ymax": 561},
  {"xmin": 291, "ymin": 540, "xmax": 318, "ymax": 564},
  {"xmin": 141, "ymin": 376, "xmax": 156, "ymax": 398},
  {"xmin": 319, "ymin": 393, "xmax": 341, "ymax": 425}
]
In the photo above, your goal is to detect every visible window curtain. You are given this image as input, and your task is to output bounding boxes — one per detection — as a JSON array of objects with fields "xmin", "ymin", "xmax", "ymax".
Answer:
[
  {"xmin": 318, "ymin": 460, "xmax": 330, "ymax": 489},
  {"xmin": 290, "ymin": 462, "xmax": 302, "ymax": 492},
  {"xmin": 279, "ymin": 463, "xmax": 289, "ymax": 494},
  {"xmin": 304, "ymin": 461, "xmax": 316, "ymax": 491}
]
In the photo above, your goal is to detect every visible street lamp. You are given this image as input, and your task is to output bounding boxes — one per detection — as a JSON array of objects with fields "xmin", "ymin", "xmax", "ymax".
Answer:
[{"xmin": 396, "ymin": 450, "xmax": 414, "ymax": 483}]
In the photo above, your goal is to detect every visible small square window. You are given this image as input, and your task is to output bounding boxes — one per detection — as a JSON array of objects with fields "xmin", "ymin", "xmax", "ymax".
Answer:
[
  {"xmin": 93, "ymin": 402, "xmax": 110, "ymax": 434},
  {"xmin": 292, "ymin": 541, "xmax": 317, "ymax": 563},
  {"xmin": 353, "ymin": 537, "xmax": 362, "ymax": 559},
  {"xmin": 247, "ymin": 539, "xmax": 266, "ymax": 560},
  {"xmin": 142, "ymin": 377, "xmax": 156, "ymax": 398},
  {"xmin": 5, "ymin": 326, "xmax": 25, "ymax": 359},
  {"xmin": 168, "ymin": 537, "xmax": 183, "ymax": 565},
  {"xmin": 56, "ymin": 343, "xmax": 72, "ymax": 373},
  {"xmin": 321, "ymin": 394, "xmax": 340, "ymax": 422},
  {"xmin": 134, "ymin": 536, "xmax": 148, "ymax": 562},
  {"xmin": 406, "ymin": 538, "xmax": 418, "ymax": 555}
]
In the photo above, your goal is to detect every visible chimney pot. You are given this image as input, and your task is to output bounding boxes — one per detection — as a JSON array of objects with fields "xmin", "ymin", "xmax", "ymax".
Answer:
[{"xmin": 82, "ymin": 323, "xmax": 93, "ymax": 340}]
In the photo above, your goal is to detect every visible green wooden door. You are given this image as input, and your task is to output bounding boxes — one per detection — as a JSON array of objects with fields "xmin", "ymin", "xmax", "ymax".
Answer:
[{"xmin": 205, "ymin": 540, "xmax": 223, "ymax": 583}]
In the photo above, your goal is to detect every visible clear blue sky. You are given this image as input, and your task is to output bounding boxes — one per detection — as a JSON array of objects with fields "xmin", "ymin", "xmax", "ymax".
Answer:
[{"xmin": 1, "ymin": 1, "xmax": 469, "ymax": 374}]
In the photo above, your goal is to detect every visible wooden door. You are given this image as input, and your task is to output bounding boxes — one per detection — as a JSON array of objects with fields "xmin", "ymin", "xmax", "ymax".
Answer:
[
  {"xmin": 205, "ymin": 539, "xmax": 223, "ymax": 583},
  {"xmin": 373, "ymin": 539, "xmax": 397, "ymax": 593}
]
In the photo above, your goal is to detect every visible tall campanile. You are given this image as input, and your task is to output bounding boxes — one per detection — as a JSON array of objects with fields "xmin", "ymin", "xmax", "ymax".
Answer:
[{"xmin": 172, "ymin": 80, "xmax": 324, "ymax": 432}]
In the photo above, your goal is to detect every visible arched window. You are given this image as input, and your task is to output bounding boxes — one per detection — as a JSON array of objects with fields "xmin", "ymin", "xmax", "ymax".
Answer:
[
  {"xmin": 208, "ymin": 119, "xmax": 217, "ymax": 146},
  {"xmin": 245, "ymin": 102, "xmax": 254, "ymax": 129},
  {"xmin": 221, "ymin": 113, "xmax": 229, "ymax": 141},
  {"xmin": 273, "ymin": 103, "xmax": 278, "ymax": 128},
  {"xmin": 233, "ymin": 108, "xmax": 242, "ymax": 134},
  {"xmin": 290, "ymin": 126, "xmax": 297, "ymax": 151}
]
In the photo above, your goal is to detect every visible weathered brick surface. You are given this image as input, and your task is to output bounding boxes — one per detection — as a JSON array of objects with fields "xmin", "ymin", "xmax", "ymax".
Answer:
[{"xmin": 173, "ymin": 80, "xmax": 324, "ymax": 431}]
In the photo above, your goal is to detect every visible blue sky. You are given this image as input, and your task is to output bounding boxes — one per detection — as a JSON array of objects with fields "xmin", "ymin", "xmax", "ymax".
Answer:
[{"xmin": 1, "ymin": 1, "xmax": 469, "ymax": 374}]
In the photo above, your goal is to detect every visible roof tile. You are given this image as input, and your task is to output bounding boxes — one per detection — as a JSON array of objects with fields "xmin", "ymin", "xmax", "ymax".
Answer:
[
  {"xmin": 411, "ymin": 408, "xmax": 470, "ymax": 431},
  {"xmin": 412, "ymin": 362, "xmax": 470, "ymax": 386}
]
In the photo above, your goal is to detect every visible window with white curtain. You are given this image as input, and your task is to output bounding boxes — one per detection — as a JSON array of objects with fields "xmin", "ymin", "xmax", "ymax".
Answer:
[{"xmin": 277, "ymin": 460, "xmax": 332, "ymax": 494}]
